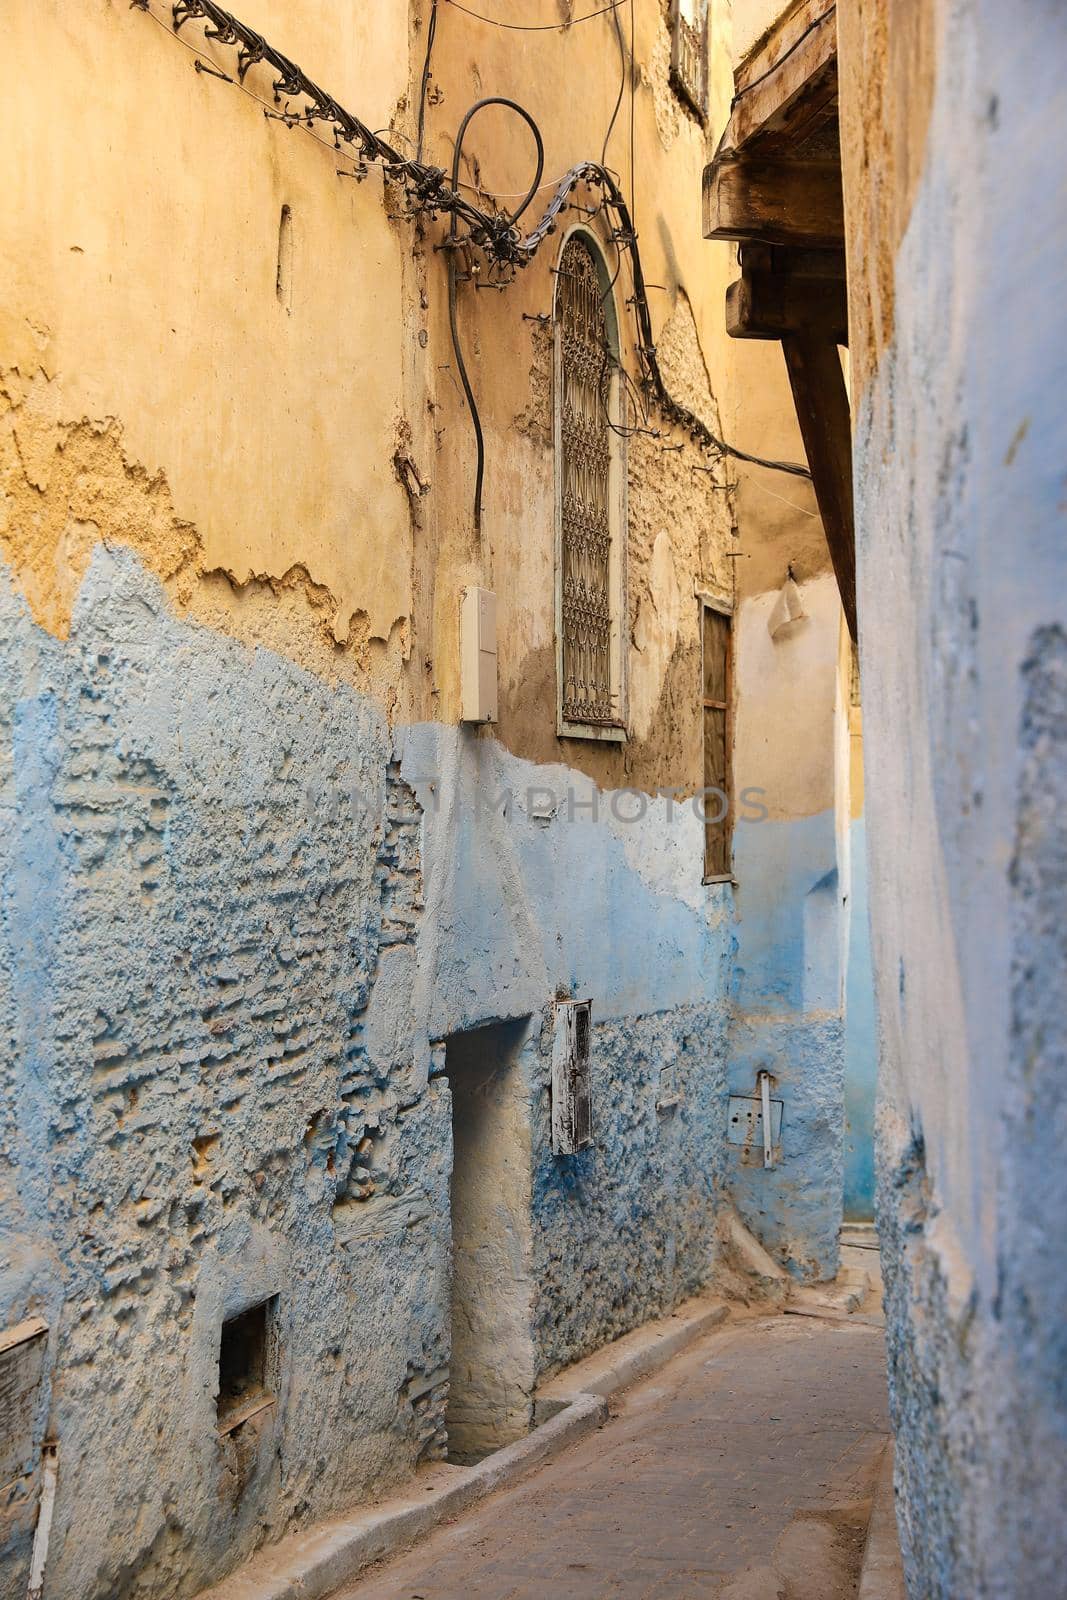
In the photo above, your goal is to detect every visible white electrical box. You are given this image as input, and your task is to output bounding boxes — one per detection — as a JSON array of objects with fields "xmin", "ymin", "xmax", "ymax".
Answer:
[{"xmin": 460, "ymin": 587, "xmax": 498, "ymax": 723}]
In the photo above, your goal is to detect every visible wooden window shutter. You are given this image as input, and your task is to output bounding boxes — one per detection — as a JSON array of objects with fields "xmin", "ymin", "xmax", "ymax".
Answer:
[
  {"xmin": 551, "ymin": 999, "xmax": 593, "ymax": 1154},
  {"xmin": 670, "ymin": 0, "xmax": 709, "ymax": 121},
  {"xmin": 702, "ymin": 603, "xmax": 733, "ymax": 879}
]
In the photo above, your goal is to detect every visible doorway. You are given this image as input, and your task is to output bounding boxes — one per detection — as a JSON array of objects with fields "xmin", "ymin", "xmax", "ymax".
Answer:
[{"xmin": 444, "ymin": 1019, "xmax": 535, "ymax": 1464}]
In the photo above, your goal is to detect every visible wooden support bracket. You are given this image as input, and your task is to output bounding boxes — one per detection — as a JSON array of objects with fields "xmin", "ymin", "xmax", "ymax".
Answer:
[
  {"xmin": 704, "ymin": 155, "xmax": 843, "ymax": 250},
  {"xmin": 781, "ymin": 334, "xmax": 857, "ymax": 638},
  {"xmin": 728, "ymin": 0, "xmax": 839, "ymax": 154},
  {"xmin": 726, "ymin": 266, "xmax": 847, "ymax": 342}
]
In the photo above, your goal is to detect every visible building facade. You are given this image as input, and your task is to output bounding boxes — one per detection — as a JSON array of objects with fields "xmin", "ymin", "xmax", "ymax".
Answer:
[{"xmin": 0, "ymin": 3, "xmax": 865, "ymax": 1596}]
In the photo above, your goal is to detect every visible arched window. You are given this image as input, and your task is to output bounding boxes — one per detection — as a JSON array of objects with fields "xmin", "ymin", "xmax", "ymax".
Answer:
[{"xmin": 554, "ymin": 232, "xmax": 626, "ymax": 740}]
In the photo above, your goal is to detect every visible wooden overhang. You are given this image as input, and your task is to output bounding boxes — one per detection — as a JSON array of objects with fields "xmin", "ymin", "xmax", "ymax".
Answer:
[{"xmin": 703, "ymin": 0, "xmax": 856, "ymax": 639}]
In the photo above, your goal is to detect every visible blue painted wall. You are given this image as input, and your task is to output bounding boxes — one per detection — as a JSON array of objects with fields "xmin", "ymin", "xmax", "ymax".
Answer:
[
  {"xmin": 727, "ymin": 807, "xmax": 846, "ymax": 1280},
  {"xmin": 0, "ymin": 548, "xmax": 736, "ymax": 1598},
  {"xmin": 848, "ymin": 3, "xmax": 1067, "ymax": 1589},
  {"xmin": 0, "ymin": 549, "xmax": 454, "ymax": 1600},
  {"xmin": 398, "ymin": 722, "xmax": 735, "ymax": 1374},
  {"xmin": 843, "ymin": 816, "xmax": 876, "ymax": 1220}
]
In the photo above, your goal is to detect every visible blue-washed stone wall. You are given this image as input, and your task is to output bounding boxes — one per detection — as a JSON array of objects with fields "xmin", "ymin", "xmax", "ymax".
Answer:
[
  {"xmin": 725, "ymin": 808, "xmax": 845, "ymax": 1280},
  {"xmin": 843, "ymin": 816, "xmax": 876, "ymax": 1220},
  {"xmin": 529, "ymin": 1002, "xmax": 729, "ymax": 1374},
  {"xmin": 0, "ymin": 548, "xmax": 453, "ymax": 1600},
  {"xmin": 726, "ymin": 1012, "xmax": 843, "ymax": 1279},
  {"xmin": 1, "ymin": 549, "xmax": 735, "ymax": 1599},
  {"xmin": 849, "ymin": 0, "xmax": 1067, "ymax": 1589},
  {"xmin": 396, "ymin": 723, "xmax": 735, "ymax": 1378}
]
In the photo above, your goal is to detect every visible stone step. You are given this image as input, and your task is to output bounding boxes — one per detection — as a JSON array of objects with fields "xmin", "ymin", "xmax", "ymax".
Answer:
[
  {"xmin": 842, "ymin": 1243, "xmax": 884, "ymax": 1286},
  {"xmin": 786, "ymin": 1279, "xmax": 867, "ymax": 1318},
  {"xmin": 840, "ymin": 1221, "xmax": 880, "ymax": 1250}
]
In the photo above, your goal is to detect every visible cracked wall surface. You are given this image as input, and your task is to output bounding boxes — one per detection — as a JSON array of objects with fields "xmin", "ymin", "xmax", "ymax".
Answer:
[
  {"xmin": 1, "ymin": 1, "xmax": 414, "ymax": 659},
  {"xmin": 840, "ymin": 0, "xmax": 1067, "ymax": 1591},
  {"xmin": 530, "ymin": 1002, "xmax": 730, "ymax": 1372}
]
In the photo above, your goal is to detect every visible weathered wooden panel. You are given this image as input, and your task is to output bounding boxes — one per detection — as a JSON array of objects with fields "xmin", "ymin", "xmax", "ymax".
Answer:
[
  {"xmin": 704, "ymin": 156, "xmax": 844, "ymax": 250},
  {"xmin": 552, "ymin": 1000, "xmax": 593, "ymax": 1155},
  {"xmin": 782, "ymin": 335, "xmax": 857, "ymax": 638},
  {"xmin": 0, "ymin": 1318, "xmax": 48, "ymax": 1488},
  {"xmin": 726, "ymin": 265, "xmax": 848, "ymax": 341}
]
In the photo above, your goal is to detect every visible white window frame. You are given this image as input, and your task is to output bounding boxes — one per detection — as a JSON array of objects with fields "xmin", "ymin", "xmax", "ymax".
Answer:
[
  {"xmin": 670, "ymin": 0, "xmax": 709, "ymax": 121},
  {"xmin": 553, "ymin": 225, "xmax": 628, "ymax": 744}
]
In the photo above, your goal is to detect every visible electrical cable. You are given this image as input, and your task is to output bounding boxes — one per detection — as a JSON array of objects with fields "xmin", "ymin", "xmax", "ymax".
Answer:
[
  {"xmin": 138, "ymin": 2, "xmax": 375, "ymax": 182},
  {"xmin": 454, "ymin": 169, "xmax": 597, "ymax": 200},
  {"xmin": 446, "ymin": 98, "xmax": 545, "ymax": 531},
  {"xmin": 731, "ymin": 5, "xmax": 836, "ymax": 104},
  {"xmin": 628, "ymin": 0, "xmax": 635, "ymax": 237},
  {"xmin": 444, "ymin": 0, "xmax": 628, "ymax": 30},
  {"xmin": 133, "ymin": 0, "xmax": 812, "ymax": 482},
  {"xmin": 416, "ymin": 0, "xmax": 438, "ymax": 162},
  {"xmin": 601, "ymin": 0, "xmax": 627, "ymax": 166}
]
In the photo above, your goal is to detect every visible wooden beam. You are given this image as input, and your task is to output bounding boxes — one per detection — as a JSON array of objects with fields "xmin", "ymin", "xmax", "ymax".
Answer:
[
  {"xmin": 726, "ymin": 268, "xmax": 847, "ymax": 341},
  {"xmin": 726, "ymin": 0, "xmax": 838, "ymax": 155},
  {"xmin": 781, "ymin": 334, "xmax": 857, "ymax": 638},
  {"xmin": 740, "ymin": 244, "xmax": 845, "ymax": 277},
  {"xmin": 733, "ymin": 38, "xmax": 838, "ymax": 156},
  {"xmin": 703, "ymin": 155, "xmax": 843, "ymax": 249}
]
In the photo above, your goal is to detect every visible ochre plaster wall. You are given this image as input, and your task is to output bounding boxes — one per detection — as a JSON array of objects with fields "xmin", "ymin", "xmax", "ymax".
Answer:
[
  {"xmin": 1, "ymin": 1, "xmax": 415, "ymax": 678},
  {"xmin": 421, "ymin": 0, "xmax": 739, "ymax": 792}
]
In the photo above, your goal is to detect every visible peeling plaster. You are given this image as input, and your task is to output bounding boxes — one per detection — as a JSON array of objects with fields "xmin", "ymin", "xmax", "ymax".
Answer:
[{"xmin": 0, "ymin": 544, "xmax": 737, "ymax": 1600}]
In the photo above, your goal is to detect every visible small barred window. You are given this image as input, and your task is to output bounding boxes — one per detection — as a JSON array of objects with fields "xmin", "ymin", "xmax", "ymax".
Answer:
[{"xmin": 554, "ymin": 234, "xmax": 625, "ymax": 737}]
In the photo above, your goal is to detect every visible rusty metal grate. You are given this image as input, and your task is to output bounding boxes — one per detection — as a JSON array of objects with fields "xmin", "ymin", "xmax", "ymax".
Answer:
[
  {"xmin": 670, "ymin": 0, "xmax": 708, "ymax": 120},
  {"xmin": 557, "ymin": 237, "xmax": 616, "ymax": 727}
]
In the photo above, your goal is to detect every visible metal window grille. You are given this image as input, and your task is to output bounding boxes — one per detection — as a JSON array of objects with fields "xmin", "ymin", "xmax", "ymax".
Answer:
[
  {"xmin": 557, "ymin": 237, "xmax": 616, "ymax": 727},
  {"xmin": 670, "ymin": 0, "xmax": 709, "ymax": 120}
]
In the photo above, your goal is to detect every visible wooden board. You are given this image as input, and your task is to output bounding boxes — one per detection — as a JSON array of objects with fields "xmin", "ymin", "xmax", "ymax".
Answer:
[
  {"xmin": 781, "ymin": 334, "xmax": 857, "ymax": 638},
  {"xmin": 729, "ymin": 0, "xmax": 839, "ymax": 155},
  {"xmin": 0, "ymin": 1318, "xmax": 47, "ymax": 1488},
  {"xmin": 726, "ymin": 264, "xmax": 847, "ymax": 341},
  {"xmin": 704, "ymin": 155, "xmax": 843, "ymax": 250}
]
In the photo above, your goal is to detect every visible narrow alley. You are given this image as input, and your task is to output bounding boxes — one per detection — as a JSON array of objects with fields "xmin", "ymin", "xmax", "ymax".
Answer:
[
  {"xmin": 1, "ymin": 2, "xmax": 1064, "ymax": 1598},
  {"xmin": 339, "ymin": 1312, "xmax": 890, "ymax": 1600}
]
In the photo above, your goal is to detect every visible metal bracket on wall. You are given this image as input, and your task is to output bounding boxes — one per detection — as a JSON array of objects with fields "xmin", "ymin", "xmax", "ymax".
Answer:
[
  {"xmin": 759, "ymin": 1070, "xmax": 775, "ymax": 1168},
  {"xmin": 727, "ymin": 1076, "xmax": 783, "ymax": 1167}
]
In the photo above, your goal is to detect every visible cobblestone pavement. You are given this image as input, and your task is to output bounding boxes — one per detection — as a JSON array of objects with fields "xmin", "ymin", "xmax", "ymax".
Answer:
[{"xmin": 338, "ymin": 1316, "xmax": 890, "ymax": 1599}]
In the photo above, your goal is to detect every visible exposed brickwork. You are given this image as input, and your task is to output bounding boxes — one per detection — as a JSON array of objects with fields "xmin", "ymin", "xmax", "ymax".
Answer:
[{"xmin": 0, "ymin": 552, "xmax": 446, "ymax": 1600}]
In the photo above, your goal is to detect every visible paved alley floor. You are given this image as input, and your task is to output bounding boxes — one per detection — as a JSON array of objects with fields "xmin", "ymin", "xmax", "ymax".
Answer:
[{"xmin": 337, "ymin": 1315, "xmax": 890, "ymax": 1600}]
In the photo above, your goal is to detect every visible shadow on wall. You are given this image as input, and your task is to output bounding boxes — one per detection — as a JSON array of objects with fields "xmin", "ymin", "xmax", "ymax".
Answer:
[
  {"xmin": 803, "ymin": 866, "xmax": 840, "ymax": 1012},
  {"xmin": 844, "ymin": 816, "xmax": 876, "ymax": 1220}
]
